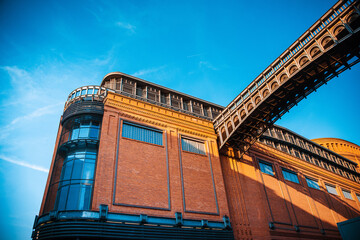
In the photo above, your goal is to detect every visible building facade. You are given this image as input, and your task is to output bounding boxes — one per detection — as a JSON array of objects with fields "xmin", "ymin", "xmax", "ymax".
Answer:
[{"xmin": 32, "ymin": 72, "xmax": 360, "ymax": 240}]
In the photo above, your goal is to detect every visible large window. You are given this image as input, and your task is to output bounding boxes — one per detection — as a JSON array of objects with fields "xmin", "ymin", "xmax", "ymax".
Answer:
[
  {"xmin": 342, "ymin": 189, "xmax": 353, "ymax": 200},
  {"xmin": 282, "ymin": 168, "xmax": 299, "ymax": 184},
  {"xmin": 122, "ymin": 121, "xmax": 163, "ymax": 146},
  {"xmin": 56, "ymin": 148, "xmax": 97, "ymax": 211},
  {"xmin": 325, "ymin": 184, "xmax": 338, "ymax": 195},
  {"xmin": 259, "ymin": 161, "xmax": 274, "ymax": 176},
  {"xmin": 306, "ymin": 177, "xmax": 320, "ymax": 190},
  {"xmin": 181, "ymin": 137, "xmax": 206, "ymax": 155},
  {"xmin": 61, "ymin": 116, "xmax": 101, "ymax": 144}
]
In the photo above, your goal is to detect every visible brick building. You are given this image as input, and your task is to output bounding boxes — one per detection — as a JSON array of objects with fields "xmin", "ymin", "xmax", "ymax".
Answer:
[{"xmin": 32, "ymin": 71, "xmax": 360, "ymax": 240}]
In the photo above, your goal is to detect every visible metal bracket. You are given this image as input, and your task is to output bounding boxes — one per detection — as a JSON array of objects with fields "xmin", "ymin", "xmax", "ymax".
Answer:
[
  {"xmin": 49, "ymin": 210, "xmax": 58, "ymax": 220},
  {"xmin": 223, "ymin": 215, "xmax": 231, "ymax": 229},
  {"xmin": 175, "ymin": 212, "xmax": 183, "ymax": 226},
  {"xmin": 99, "ymin": 204, "xmax": 108, "ymax": 221}
]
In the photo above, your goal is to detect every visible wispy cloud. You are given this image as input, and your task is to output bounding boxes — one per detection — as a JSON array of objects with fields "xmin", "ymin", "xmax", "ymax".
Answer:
[
  {"xmin": 0, "ymin": 155, "xmax": 49, "ymax": 173},
  {"xmin": 116, "ymin": 21, "xmax": 136, "ymax": 34},
  {"xmin": 10, "ymin": 103, "xmax": 63, "ymax": 126},
  {"xmin": 199, "ymin": 61, "xmax": 218, "ymax": 71},
  {"xmin": 132, "ymin": 66, "xmax": 166, "ymax": 77}
]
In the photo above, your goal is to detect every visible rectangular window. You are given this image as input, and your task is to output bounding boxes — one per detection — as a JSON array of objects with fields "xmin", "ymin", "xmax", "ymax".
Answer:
[
  {"xmin": 282, "ymin": 169, "xmax": 299, "ymax": 184},
  {"xmin": 259, "ymin": 161, "xmax": 274, "ymax": 176},
  {"xmin": 342, "ymin": 189, "xmax": 353, "ymax": 200},
  {"xmin": 325, "ymin": 184, "xmax": 338, "ymax": 195},
  {"xmin": 181, "ymin": 137, "xmax": 206, "ymax": 155},
  {"xmin": 122, "ymin": 122, "xmax": 163, "ymax": 146},
  {"xmin": 306, "ymin": 177, "xmax": 320, "ymax": 190}
]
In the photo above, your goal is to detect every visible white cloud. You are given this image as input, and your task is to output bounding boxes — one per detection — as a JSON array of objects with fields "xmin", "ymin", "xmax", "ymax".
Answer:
[
  {"xmin": 0, "ymin": 155, "xmax": 49, "ymax": 173},
  {"xmin": 199, "ymin": 61, "xmax": 218, "ymax": 71},
  {"xmin": 10, "ymin": 102, "xmax": 63, "ymax": 126},
  {"xmin": 132, "ymin": 66, "xmax": 166, "ymax": 77},
  {"xmin": 116, "ymin": 21, "xmax": 136, "ymax": 34}
]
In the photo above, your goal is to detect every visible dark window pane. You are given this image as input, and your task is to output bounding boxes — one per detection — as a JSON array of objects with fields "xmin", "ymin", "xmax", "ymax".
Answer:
[
  {"xmin": 66, "ymin": 185, "xmax": 80, "ymax": 210},
  {"xmin": 57, "ymin": 186, "xmax": 69, "ymax": 211},
  {"xmin": 71, "ymin": 160, "xmax": 84, "ymax": 180},
  {"xmin": 63, "ymin": 161, "xmax": 73, "ymax": 181},
  {"xmin": 89, "ymin": 127, "xmax": 99, "ymax": 139},
  {"xmin": 78, "ymin": 185, "xmax": 92, "ymax": 210}
]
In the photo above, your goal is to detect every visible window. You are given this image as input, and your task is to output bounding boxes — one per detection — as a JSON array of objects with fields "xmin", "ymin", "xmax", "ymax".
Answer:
[
  {"xmin": 181, "ymin": 137, "xmax": 206, "ymax": 155},
  {"xmin": 356, "ymin": 194, "xmax": 360, "ymax": 202},
  {"xmin": 342, "ymin": 189, "xmax": 353, "ymax": 200},
  {"xmin": 122, "ymin": 121, "xmax": 163, "ymax": 146},
  {"xmin": 282, "ymin": 169, "xmax": 299, "ymax": 183},
  {"xmin": 306, "ymin": 177, "xmax": 320, "ymax": 190},
  {"xmin": 325, "ymin": 184, "xmax": 338, "ymax": 195},
  {"xmin": 259, "ymin": 161, "xmax": 274, "ymax": 176},
  {"xmin": 60, "ymin": 116, "xmax": 101, "ymax": 145},
  {"xmin": 56, "ymin": 148, "xmax": 97, "ymax": 211}
]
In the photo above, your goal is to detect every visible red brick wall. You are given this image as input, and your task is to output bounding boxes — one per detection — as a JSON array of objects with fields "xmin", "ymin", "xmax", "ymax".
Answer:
[
  {"xmin": 91, "ymin": 105, "xmax": 229, "ymax": 222},
  {"xmin": 220, "ymin": 146, "xmax": 360, "ymax": 240},
  {"xmin": 39, "ymin": 117, "xmax": 63, "ymax": 214}
]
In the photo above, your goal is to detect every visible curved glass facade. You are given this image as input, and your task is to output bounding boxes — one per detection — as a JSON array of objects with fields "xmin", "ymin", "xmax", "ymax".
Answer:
[
  {"xmin": 55, "ymin": 148, "xmax": 97, "ymax": 211},
  {"xmin": 54, "ymin": 114, "xmax": 102, "ymax": 211},
  {"xmin": 60, "ymin": 115, "xmax": 101, "ymax": 145}
]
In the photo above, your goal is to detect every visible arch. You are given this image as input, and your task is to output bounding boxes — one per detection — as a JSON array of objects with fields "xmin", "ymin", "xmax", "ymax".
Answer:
[
  {"xmin": 220, "ymin": 127, "xmax": 227, "ymax": 142},
  {"xmin": 227, "ymin": 121, "xmax": 233, "ymax": 134},
  {"xmin": 240, "ymin": 109, "xmax": 246, "ymax": 119},
  {"xmin": 310, "ymin": 46, "xmax": 321, "ymax": 58},
  {"xmin": 288, "ymin": 65, "xmax": 298, "ymax": 75},
  {"xmin": 247, "ymin": 103, "xmax": 254, "ymax": 112},
  {"xmin": 299, "ymin": 56, "xmax": 309, "ymax": 66},
  {"xmin": 271, "ymin": 81, "xmax": 279, "ymax": 90},
  {"xmin": 279, "ymin": 74, "xmax": 288, "ymax": 82},
  {"xmin": 346, "ymin": 12, "xmax": 360, "ymax": 30},
  {"xmin": 233, "ymin": 115, "xmax": 240, "ymax": 126},
  {"xmin": 321, "ymin": 36, "xmax": 334, "ymax": 50},
  {"xmin": 262, "ymin": 89, "xmax": 270, "ymax": 98},
  {"xmin": 254, "ymin": 96, "xmax": 261, "ymax": 105},
  {"xmin": 333, "ymin": 24, "xmax": 348, "ymax": 40}
]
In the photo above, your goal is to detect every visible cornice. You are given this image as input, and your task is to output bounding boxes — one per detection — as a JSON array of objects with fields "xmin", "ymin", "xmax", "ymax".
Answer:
[{"xmin": 104, "ymin": 92, "xmax": 217, "ymax": 139}]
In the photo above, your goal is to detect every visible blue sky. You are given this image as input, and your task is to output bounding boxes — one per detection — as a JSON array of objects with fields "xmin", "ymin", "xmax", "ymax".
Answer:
[{"xmin": 1, "ymin": 0, "xmax": 359, "ymax": 239}]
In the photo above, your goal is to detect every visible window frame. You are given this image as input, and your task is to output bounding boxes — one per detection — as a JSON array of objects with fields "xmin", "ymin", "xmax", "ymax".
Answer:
[
  {"xmin": 325, "ymin": 184, "xmax": 338, "ymax": 195},
  {"xmin": 121, "ymin": 121, "xmax": 163, "ymax": 146},
  {"xmin": 342, "ymin": 189, "xmax": 353, "ymax": 200},
  {"xmin": 258, "ymin": 160, "xmax": 275, "ymax": 176},
  {"xmin": 181, "ymin": 136, "xmax": 206, "ymax": 155},
  {"xmin": 281, "ymin": 168, "xmax": 300, "ymax": 184},
  {"xmin": 356, "ymin": 193, "xmax": 360, "ymax": 202},
  {"xmin": 305, "ymin": 177, "xmax": 320, "ymax": 190}
]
